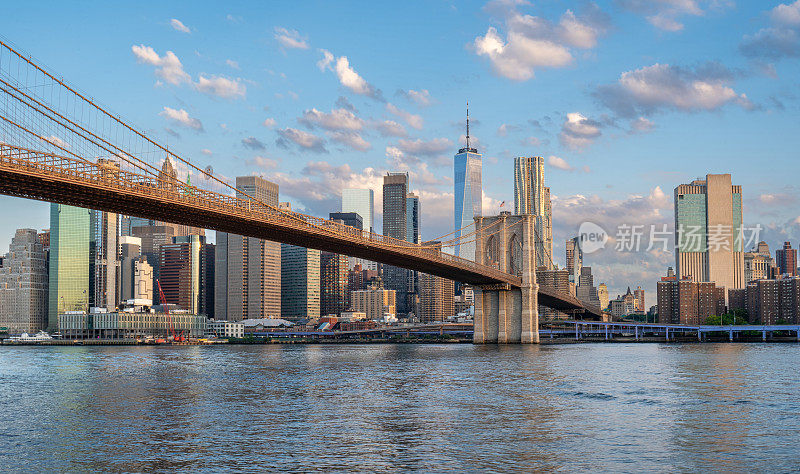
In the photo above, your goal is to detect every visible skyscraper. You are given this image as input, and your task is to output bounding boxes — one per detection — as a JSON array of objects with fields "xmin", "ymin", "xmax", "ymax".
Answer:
[
  {"xmin": 513, "ymin": 156, "xmax": 553, "ymax": 268},
  {"xmin": 454, "ymin": 105, "xmax": 482, "ymax": 261},
  {"xmin": 216, "ymin": 176, "xmax": 281, "ymax": 320},
  {"xmin": 320, "ymin": 251, "xmax": 349, "ymax": 317},
  {"xmin": 406, "ymin": 193, "xmax": 421, "ymax": 316},
  {"xmin": 674, "ymin": 174, "xmax": 744, "ymax": 294},
  {"xmin": 48, "ymin": 204, "xmax": 90, "ymax": 331},
  {"xmin": 383, "ymin": 172, "xmax": 410, "ymax": 316},
  {"xmin": 775, "ymin": 242, "xmax": 797, "ymax": 276},
  {"xmin": 281, "ymin": 244, "xmax": 320, "ymax": 320},
  {"xmin": 0, "ymin": 229, "xmax": 49, "ymax": 333},
  {"xmin": 89, "ymin": 209, "xmax": 117, "ymax": 310},
  {"xmin": 342, "ymin": 188, "xmax": 374, "ymax": 233},
  {"xmin": 597, "ymin": 283, "xmax": 609, "ymax": 310},
  {"xmin": 565, "ymin": 237, "xmax": 582, "ymax": 285},
  {"xmin": 119, "ymin": 236, "xmax": 142, "ymax": 302},
  {"xmin": 159, "ymin": 235, "xmax": 204, "ymax": 314}
]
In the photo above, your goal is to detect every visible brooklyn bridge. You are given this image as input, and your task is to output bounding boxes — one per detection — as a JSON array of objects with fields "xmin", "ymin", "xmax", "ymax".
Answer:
[{"xmin": 0, "ymin": 39, "xmax": 604, "ymax": 343}]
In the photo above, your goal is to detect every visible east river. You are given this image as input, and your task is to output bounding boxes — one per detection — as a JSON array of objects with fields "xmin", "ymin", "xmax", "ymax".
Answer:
[{"xmin": 1, "ymin": 343, "xmax": 799, "ymax": 472}]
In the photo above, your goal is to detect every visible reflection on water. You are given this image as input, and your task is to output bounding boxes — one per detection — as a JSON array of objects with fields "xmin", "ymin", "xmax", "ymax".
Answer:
[{"xmin": 1, "ymin": 343, "xmax": 799, "ymax": 472}]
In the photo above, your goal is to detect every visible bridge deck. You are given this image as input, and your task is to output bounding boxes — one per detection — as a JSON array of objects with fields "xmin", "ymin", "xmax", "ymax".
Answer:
[{"xmin": 0, "ymin": 144, "xmax": 600, "ymax": 315}]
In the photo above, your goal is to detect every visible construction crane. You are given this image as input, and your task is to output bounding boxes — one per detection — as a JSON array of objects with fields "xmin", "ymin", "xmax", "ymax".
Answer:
[{"xmin": 156, "ymin": 279, "xmax": 185, "ymax": 343}]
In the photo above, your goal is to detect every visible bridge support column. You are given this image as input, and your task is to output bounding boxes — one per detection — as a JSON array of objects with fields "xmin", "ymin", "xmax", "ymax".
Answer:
[{"xmin": 472, "ymin": 214, "xmax": 539, "ymax": 344}]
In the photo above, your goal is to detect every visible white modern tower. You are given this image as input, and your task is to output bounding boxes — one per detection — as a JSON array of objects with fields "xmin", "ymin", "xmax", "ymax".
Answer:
[{"xmin": 454, "ymin": 104, "xmax": 482, "ymax": 261}]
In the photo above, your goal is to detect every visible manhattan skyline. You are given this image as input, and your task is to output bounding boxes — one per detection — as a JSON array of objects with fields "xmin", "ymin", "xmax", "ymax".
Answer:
[{"xmin": 1, "ymin": 0, "xmax": 799, "ymax": 306}]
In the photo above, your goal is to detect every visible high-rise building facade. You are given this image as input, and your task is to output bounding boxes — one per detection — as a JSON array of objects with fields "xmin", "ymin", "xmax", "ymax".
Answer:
[
  {"xmin": 48, "ymin": 204, "xmax": 90, "ymax": 331},
  {"xmin": 119, "ymin": 236, "xmax": 142, "ymax": 302},
  {"xmin": 281, "ymin": 244, "xmax": 320, "ymax": 320},
  {"xmin": 157, "ymin": 235, "xmax": 214, "ymax": 317},
  {"xmin": 0, "ymin": 229, "xmax": 49, "ymax": 333},
  {"xmin": 513, "ymin": 156, "xmax": 552, "ymax": 268},
  {"xmin": 575, "ymin": 266, "xmax": 601, "ymax": 308},
  {"xmin": 216, "ymin": 176, "xmax": 281, "ymax": 320},
  {"xmin": 383, "ymin": 172, "xmax": 410, "ymax": 317},
  {"xmin": 745, "ymin": 241, "xmax": 776, "ymax": 283},
  {"xmin": 419, "ymin": 272, "xmax": 455, "ymax": 323},
  {"xmin": 674, "ymin": 174, "xmax": 744, "ymax": 294},
  {"xmin": 565, "ymin": 237, "xmax": 582, "ymax": 286},
  {"xmin": 536, "ymin": 268, "xmax": 570, "ymax": 320},
  {"xmin": 775, "ymin": 242, "xmax": 797, "ymax": 276},
  {"xmin": 89, "ymin": 209, "xmax": 117, "ymax": 310},
  {"xmin": 597, "ymin": 283, "xmax": 609, "ymax": 310},
  {"xmin": 634, "ymin": 286, "xmax": 645, "ymax": 312},
  {"xmin": 454, "ymin": 107, "xmax": 482, "ymax": 261},
  {"xmin": 657, "ymin": 269, "xmax": 726, "ymax": 325},
  {"xmin": 350, "ymin": 288, "xmax": 396, "ymax": 321},
  {"xmin": 320, "ymin": 251, "xmax": 349, "ymax": 317},
  {"xmin": 341, "ymin": 188, "xmax": 374, "ymax": 233}
]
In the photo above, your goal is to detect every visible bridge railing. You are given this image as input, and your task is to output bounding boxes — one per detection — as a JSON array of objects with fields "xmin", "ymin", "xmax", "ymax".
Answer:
[{"xmin": 0, "ymin": 144, "xmax": 519, "ymax": 284}]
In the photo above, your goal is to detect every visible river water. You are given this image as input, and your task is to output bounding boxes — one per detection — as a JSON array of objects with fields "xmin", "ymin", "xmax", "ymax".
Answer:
[{"xmin": 1, "ymin": 343, "xmax": 798, "ymax": 472}]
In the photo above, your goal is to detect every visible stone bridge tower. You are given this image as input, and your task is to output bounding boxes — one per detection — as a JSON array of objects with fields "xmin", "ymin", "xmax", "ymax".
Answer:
[{"xmin": 473, "ymin": 214, "xmax": 539, "ymax": 344}]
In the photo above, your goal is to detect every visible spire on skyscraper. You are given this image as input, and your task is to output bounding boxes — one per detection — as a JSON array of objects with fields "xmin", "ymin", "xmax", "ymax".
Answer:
[{"xmin": 459, "ymin": 101, "xmax": 477, "ymax": 154}]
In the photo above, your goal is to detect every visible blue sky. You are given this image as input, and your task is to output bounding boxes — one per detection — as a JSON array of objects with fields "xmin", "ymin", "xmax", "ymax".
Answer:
[{"xmin": 1, "ymin": 0, "xmax": 799, "ymax": 305}]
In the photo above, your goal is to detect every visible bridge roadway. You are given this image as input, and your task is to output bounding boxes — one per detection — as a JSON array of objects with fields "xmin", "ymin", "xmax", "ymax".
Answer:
[{"xmin": 0, "ymin": 143, "xmax": 602, "ymax": 317}]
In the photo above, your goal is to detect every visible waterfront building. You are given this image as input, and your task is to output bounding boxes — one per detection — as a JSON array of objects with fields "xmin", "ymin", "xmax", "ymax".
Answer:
[
  {"xmin": 281, "ymin": 244, "xmax": 320, "ymax": 321},
  {"xmin": 657, "ymin": 268, "xmax": 726, "ymax": 325},
  {"xmin": 597, "ymin": 283, "xmax": 609, "ymax": 310},
  {"xmin": 674, "ymin": 174, "xmax": 744, "ymax": 295},
  {"xmin": 419, "ymin": 272, "xmax": 455, "ymax": 323},
  {"xmin": 58, "ymin": 310, "xmax": 206, "ymax": 339},
  {"xmin": 746, "ymin": 276, "xmax": 800, "ymax": 324},
  {"xmin": 89, "ymin": 209, "xmax": 117, "ymax": 311},
  {"xmin": 383, "ymin": 172, "xmax": 410, "ymax": 317},
  {"xmin": 513, "ymin": 156, "xmax": 553, "ymax": 268},
  {"xmin": 159, "ymin": 235, "xmax": 213, "ymax": 316},
  {"xmin": 216, "ymin": 176, "xmax": 281, "ymax": 320},
  {"xmin": 775, "ymin": 241, "xmax": 797, "ymax": 276},
  {"xmin": 453, "ymin": 107, "xmax": 482, "ymax": 261},
  {"xmin": 350, "ymin": 287, "xmax": 396, "ymax": 321},
  {"xmin": 0, "ymin": 229, "xmax": 49, "ymax": 333},
  {"xmin": 206, "ymin": 320, "xmax": 245, "ymax": 338},
  {"xmin": 320, "ymin": 251, "xmax": 349, "ymax": 317},
  {"xmin": 48, "ymin": 204, "xmax": 90, "ymax": 331}
]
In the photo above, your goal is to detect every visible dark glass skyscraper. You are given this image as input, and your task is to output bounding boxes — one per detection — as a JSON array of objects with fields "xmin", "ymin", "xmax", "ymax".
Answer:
[{"xmin": 383, "ymin": 173, "xmax": 410, "ymax": 317}]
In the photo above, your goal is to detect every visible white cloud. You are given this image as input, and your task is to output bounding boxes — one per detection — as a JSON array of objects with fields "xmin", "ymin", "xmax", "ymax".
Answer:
[
  {"xmin": 559, "ymin": 112, "xmax": 601, "ymax": 149},
  {"xmin": 274, "ymin": 27, "xmax": 310, "ymax": 49},
  {"xmin": 251, "ymin": 155, "xmax": 280, "ymax": 170},
  {"xmin": 276, "ymin": 128, "xmax": 327, "ymax": 153},
  {"xmin": 398, "ymin": 89, "xmax": 433, "ymax": 107},
  {"xmin": 226, "ymin": 59, "xmax": 240, "ymax": 69},
  {"xmin": 170, "ymin": 18, "xmax": 191, "ymax": 33},
  {"xmin": 741, "ymin": 1, "xmax": 800, "ymax": 61},
  {"xmin": 201, "ymin": 149, "xmax": 213, "ymax": 156},
  {"xmin": 242, "ymin": 137, "xmax": 266, "ymax": 150},
  {"xmin": 299, "ymin": 108, "xmax": 364, "ymax": 131},
  {"xmin": 596, "ymin": 63, "xmax": 753, "ymax": 117},
  {"xmin": 473, "ymin": 3, "xmax": 608, "ymax": 81},
  {"xmin": 617, "ymin": 0, "xmax": 716, "ymax": 32},
  {"xmin": 328, "ymin": 131, "xmax": 371, "ymax": 151},
  {"xmin": 397, "ymin": 137, "xmax": 452, "ymax": 156},
  {"xmin": 262, "ymin": 117, "xmax": 277, "ymax": 127},
  {"xmin": 159, "ymin": 107, "xmax": 203, "ymax": 131},
  {"xmin": 630, "ymin": 117, "xmax": 655, "ymax": 133},
  {"xmin": 131, "ymin": 45, "xmax": 191, "ymax": 85},
  {"xmin": 386, "ymin": 103, "xmax": 423, "ymax": 130},
  {"xmin": 43, "ymin": 135, "xmax": 69, "ymax": 149},
  {"xmin": 195, "ymin": 75, "xmax": 246, "ymax": 99},
  {"xmin": 374, "ymin": 120, "xmax": 408, "ymax": 137},
  {"xmin": 548, "ymin": 155, "xmax": 573, "ymax": 171},
  {"xmin": 317, "ymin": 50, "xmax": 382, "ymax": 99}
]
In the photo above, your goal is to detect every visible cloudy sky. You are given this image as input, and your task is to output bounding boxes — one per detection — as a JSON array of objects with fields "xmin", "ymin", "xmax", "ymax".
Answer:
[{"xmin": 1, "ymin": 0, "xmax": 800, "ymax": 306}]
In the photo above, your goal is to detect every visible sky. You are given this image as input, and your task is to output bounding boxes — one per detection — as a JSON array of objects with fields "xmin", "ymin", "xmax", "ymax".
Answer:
[{"xmin": 1, "ymin": 0, "xmax": 800, "ymax": 307}]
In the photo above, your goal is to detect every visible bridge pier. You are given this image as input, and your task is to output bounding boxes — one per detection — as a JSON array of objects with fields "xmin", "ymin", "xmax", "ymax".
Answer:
[{"xmin": 473, "ymin": 214, "xmax": 539, "ymax": 344}]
